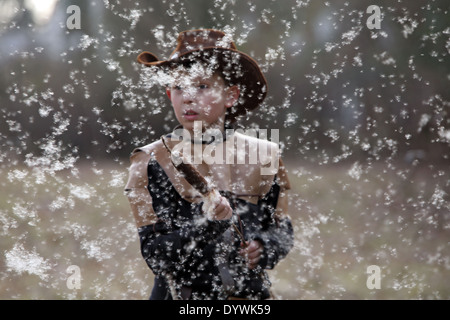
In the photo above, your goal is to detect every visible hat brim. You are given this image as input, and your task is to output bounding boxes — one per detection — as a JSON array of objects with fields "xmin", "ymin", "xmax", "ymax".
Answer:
[{"xmin": 137, "ymin": 47, "xmax": 267, "ymax": 122}]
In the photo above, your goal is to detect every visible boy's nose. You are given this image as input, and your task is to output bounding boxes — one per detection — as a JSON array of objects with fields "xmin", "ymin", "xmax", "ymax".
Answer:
[{"xmin": 182, "ymin": 88, "xmax": 197, "ymax": 102}]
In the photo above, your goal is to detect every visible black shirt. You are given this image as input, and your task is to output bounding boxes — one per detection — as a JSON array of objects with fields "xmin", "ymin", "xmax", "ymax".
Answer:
[{"xmin": 138, "ymin": 158, "xmax": 294, "ymax": 300}]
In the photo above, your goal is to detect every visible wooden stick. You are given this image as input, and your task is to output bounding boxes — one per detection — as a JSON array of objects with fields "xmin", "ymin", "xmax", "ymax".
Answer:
[{"xmin": 161, "ymin": 135, "xmax": 210, "ymax": 195}]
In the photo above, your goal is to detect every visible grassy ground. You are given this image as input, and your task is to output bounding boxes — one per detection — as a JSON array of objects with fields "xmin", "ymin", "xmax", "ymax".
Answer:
[
  {"xmin": 0, "ymin": 159, "xmax": 448, "ymax": 299},
  {"xmin": 271, "ymin": 160, "xmax": 449, "ymax": 299}
]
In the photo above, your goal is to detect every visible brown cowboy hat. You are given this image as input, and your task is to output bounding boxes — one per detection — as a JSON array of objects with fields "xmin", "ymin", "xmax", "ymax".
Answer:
[{"xmin": 137, "ymin": 29, "xmax": 267, "ymax": 123}]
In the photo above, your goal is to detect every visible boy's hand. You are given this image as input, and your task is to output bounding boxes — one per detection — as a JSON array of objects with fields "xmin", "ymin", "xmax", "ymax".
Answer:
[
  {"xmin": 212, "ymin": 195, "xmax": 233, "ymax": 220},
  {"xmin": 239, "ymin": 240, "xmax": 264, "ymax": 270}
]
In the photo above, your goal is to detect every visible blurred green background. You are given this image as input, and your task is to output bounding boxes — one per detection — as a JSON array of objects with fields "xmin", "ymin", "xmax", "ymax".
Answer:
[{"xmin": 0, "ymin": 0, "xmax": 448, "ymax": 299}]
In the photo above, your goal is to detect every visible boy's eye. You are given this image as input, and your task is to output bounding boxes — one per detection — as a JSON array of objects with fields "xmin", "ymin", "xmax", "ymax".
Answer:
[
  {"xmin": 198, "ymin": 84, "xmax": 208, "ymax": 89},
  {"xmin": 174, "ymin": 85, "xmax": 182, "ymax": 90}
]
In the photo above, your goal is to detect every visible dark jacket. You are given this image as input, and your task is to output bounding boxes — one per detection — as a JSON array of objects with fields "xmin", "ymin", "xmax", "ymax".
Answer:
[{"xmin": 125, "ymin": 131, "xmax": 294, "ymax": 299}]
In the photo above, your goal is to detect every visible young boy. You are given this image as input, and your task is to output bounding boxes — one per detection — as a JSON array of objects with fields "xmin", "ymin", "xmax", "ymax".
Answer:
[{"xmin": 125, "ymin": 29, "xmax": 294, "ymax": 300}]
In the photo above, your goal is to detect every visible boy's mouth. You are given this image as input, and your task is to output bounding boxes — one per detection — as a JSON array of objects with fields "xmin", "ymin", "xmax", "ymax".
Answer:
[{"xmin": 183, "ymin": 109, "xmax": 199, "ymax": 120}]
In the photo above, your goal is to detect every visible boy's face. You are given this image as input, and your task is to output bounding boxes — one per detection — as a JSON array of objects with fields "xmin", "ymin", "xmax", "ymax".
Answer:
[{"xmin": 166, "ymin": 66, "xmax": 239, "ymax": 132}]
